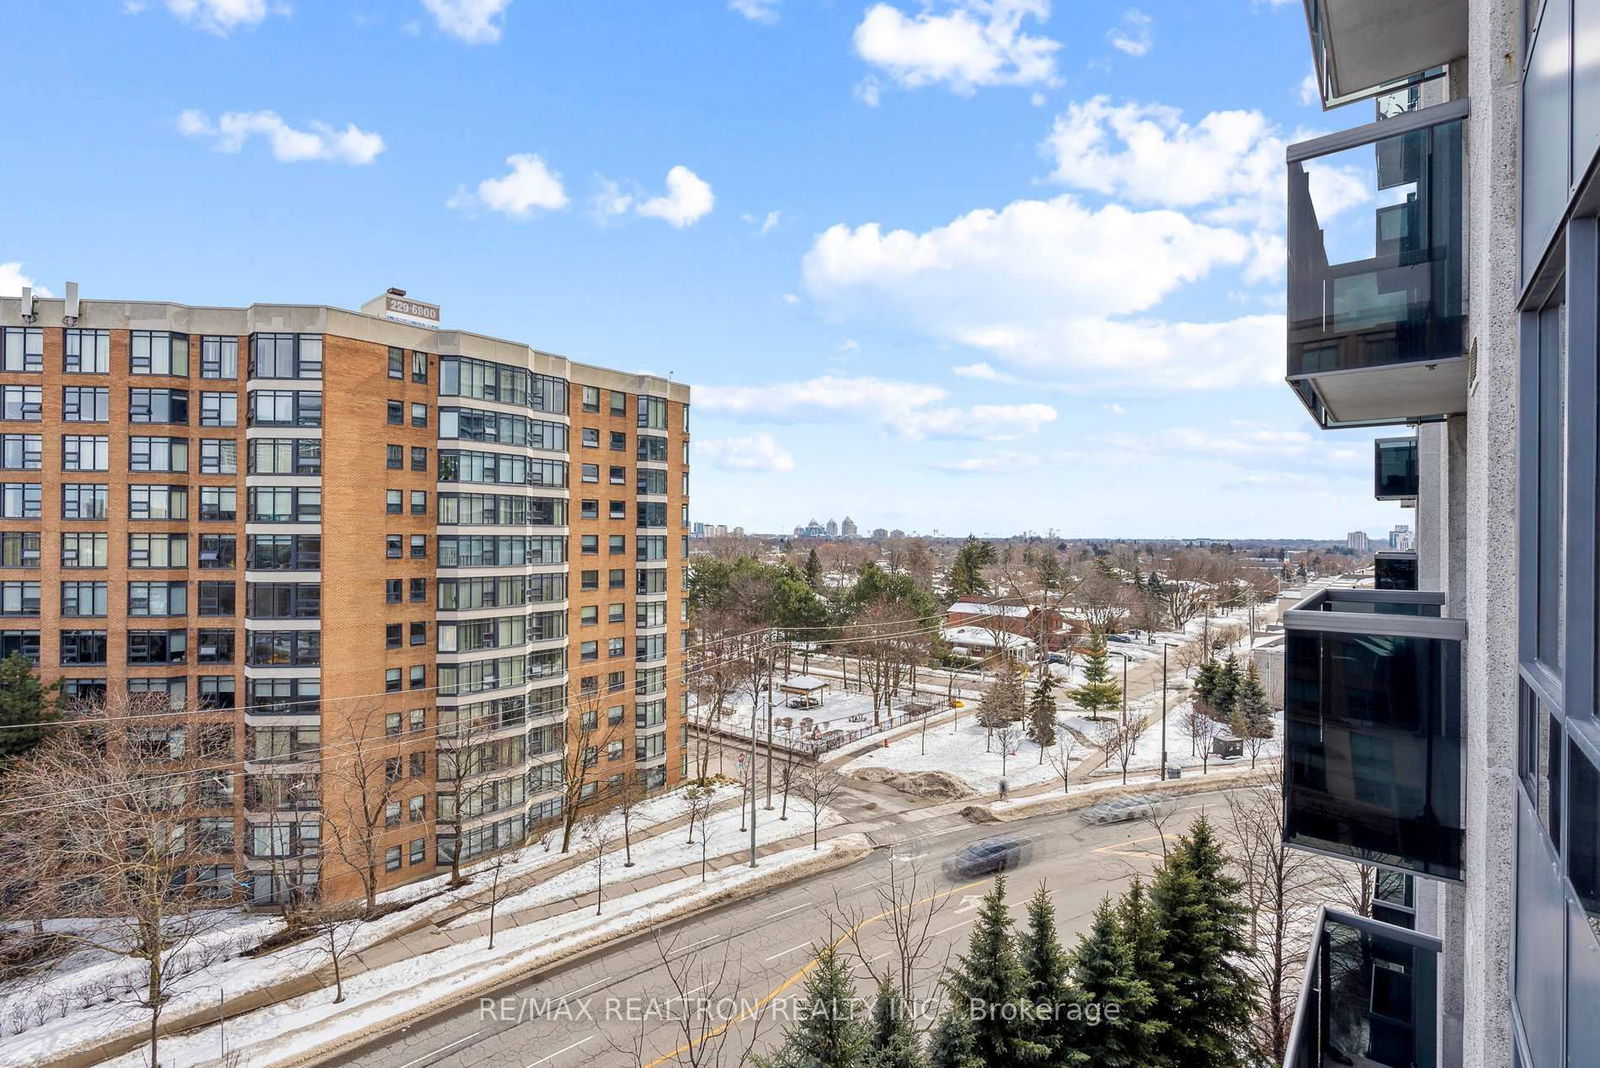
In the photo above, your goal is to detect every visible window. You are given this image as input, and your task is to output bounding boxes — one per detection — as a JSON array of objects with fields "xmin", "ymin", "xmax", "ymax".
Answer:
[
  {"xmin": 582, "ymin": 385, "xmax": 601, "ymax": 412},
  {"xmin": 610, "ymin": 431, "xmax": 626, "ymax": 451},
  {"xmin": 386, "ymin": 535, "xmax": 402, "ymax": 559},
  {"xmin": 409, "ymin": 796, "xmax": 425, "ymax": 822},
  {"xmin": 582, "ymin": 428, "xmax": 600, "ymax": 448},
  {"xmin": 199, "ymin": 439, "xmax": 238, "ymax": 475},
  {"xmin": 386, "ymin": 490, "xmax": 403, "ymax": 516},
  {"xmin": 386, "ymin": 668, "xmax": 401, "ymax": 693},
  {"xmin": 61, "ymin": 435, "xmax": 108, "ymax": 471},
  {"xmin": 198, "ymin": 486, "xmax": 236, "ymax": 522},
  {"xmin": 129, "ymin": 533, "xmax": 187, "ymax": 569},
  {"xmin": 197, "ymin": 629, "xmax": 235, "ymax": 663},
  {"xmin": 609, "ymin": 500, "xmax": 627, "ymax": 520},
  {"xmin": 411, "ymin": 403, "xmax": 427, "ymax": 428},
  {"xmin": 387, "ymin": 400, "xmax": 403, "ymax": 425},
  {"xmin": 59, "ymin": 630, "xmax": 106, "ymax": 665},
  {"xmin": 63, "ymin": 387, "xmax": 108, "ymax": 422},
  {"xmin": 608, "ymin": 466, "xmax": 625, "ymax": 485},
  {"xmin": 409, "ymin": 751, "xmax": 425, "ymax": 777},
  {"xmin": 0, "ymin": 328, "xmax": 41, "ymax": 372},
  {"xmin": 611, "ymin": 391, "xmax": 628, "ymax": 417},
  {"xmin": 128, "ymin": 581, "xmax": 186, "ymax": 618},
  {"xmin": 386, "ymin": 579, "xmax": 402, "ymax": 603},
  {"xmin": 249, "ymin": 390, "xmax": 321, "ymax": 427},
  {"xmin": 0, "ymin": 483, "xmax": 40, "ymax": 518},
  {"xmin": 410, "ymin": 621, "xmax": 426, "ymax": 646},
  {"xmin": 581, "ymin": 641, "xmax": 598, "ymax": 662},
  {"xmin": 129, "ymin": 388, "xmax": 189, "ymax": 425},
  {"xmin": 249, "ymin": 334, "xmax": 322, "ymax": 379},
  {"xmin": 199, "ymin": 392, "xmax": 237, "ymax": 427},
  {"xmin": 637, "ymin": 395, "xmax": 666, "ymax": 429},
  {"xmin": 409, "ymin": 664, "xmax": 425, "ymax": 689},
  {"xmin": 0, "ymin": 581, "xmax": 39, "ymax": 616},
  {"xmin": 411, "ymin": 447, "xmax": 428, "ymax": 472},
  {"xmin": 129, "ymin": 437, "xmax": 187, "ymax": 473},
  {"xmin": 409, "ymin": 577, "xmax": 426, "ymax": 603},
  {"xmin": 411, "ymin": 490, "xmax": 427, "ymax": 515},
  {"xmin": 248, "ymin": 487, "xmax": 320, "ymax": 523},
  {"xmin": 582, "ymin": 464, "xmax": 599, "ymax": 483},
  {"xmin": 245, "ymin": 582, "xmax": 320, "ymax": 619},
  {"xmin": 128, "ymin": 484, "xmax": 187, "ymax": 521},
  {"xmin": 581, "ymin": 569, "xmax": 599, "ymax": 591},
  {"xmin": 131, "ymin": 332, "xmax": 189, "ymax": 376},
  {"xmin": 581, "ymin": 534, "xmax": 599, "ymax": 555},
  {"xmin": 385, "ymin": 801, "xmax": 401, "ymax": 828},
  {"xmin": 385, "ymin": 845, "xmax": 402, "ymax": 872},
  {"xmin": 198, "ymin": 581, "xmax": 236, "ymax": 616},
  {"xmin": 0, "ymin": 434, "xmax": 40, "ymax": 470},
  {"xmin": 410, "ymin": 534, "xmax": 427, "ymax": 559},
  {"xmin": 3, "ymin": 386, "xmax": 42, "ymax": 421},
  {"xmin": 581, "ymin": 499, "xmax": 599, "ymax": 520},
  {"xmin": 609, "ymin": 535, "xmax": 626, "ymax": 555},
  {"xmin": 388, "ymin": 347, "xmax": 404, "ymax": 379},
  {"xmin": 409, "ymin": 838, "xmax": 426, "ymax": 865},
  {"xmin": 127, "ymin": 629, "xmax": 186, "ymax": 664},
  {"xmin": 60, "ymin": 532, "xmax": 108, "ymax": 568},
  {"xmin": 200, "ymin": 336, "xmax": 238, "ymax": 379},
  {"xmin": 608, "ymin": 603, "xmax": 625, "ymax": 624},
  {"xmin": 0, "ymin": 532, "xmax": 40, "ymax": 568},
  {"xmin": 249, "ymin": 438, "xmax": 320, "ymax": 475},
  {"xmin": 637, "ymin": 435, "xmax": 668, "ymax": 463},
  {"xmin": 199, "ymin": 534, "xmax": 238, "ymax": 569},
  {"xmin": 409, "ymin": 708, "xmax": 426, "ymax": 732},
  {"xmin": 580, "ymin": 605, "xmax": 598, "ymax": 626},
  {"xmin": 386, "ymin": 623, "xmax": 402, "ymax": 649},
  {"xmin": 609, "ymin": 568, "xmax": 625, "ymax": 589},
  {"xmin": 387, "ymin": 444, "xmax": 403, "ymax": 469},
  {"xmin": 63, "ymin": 329, "xmax": 108, "ymax": 373}
]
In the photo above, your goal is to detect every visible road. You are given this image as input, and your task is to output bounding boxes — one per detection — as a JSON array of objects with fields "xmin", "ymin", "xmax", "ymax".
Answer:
[{"xmin": 328, "ymin": 790, "xmax": 1233, "ymax": 1068}]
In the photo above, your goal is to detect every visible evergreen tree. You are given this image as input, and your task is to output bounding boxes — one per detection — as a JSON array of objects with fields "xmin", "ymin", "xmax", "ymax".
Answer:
[
  {"xmin": 926, "ymin": 1009, "xmax": 982, "ymax": 1068},
  {"xmin": 1018, "ymin": 885, "xmax": 1080, "ymax": 1066},
  {"xmin": 941, "ymin": 876, "xmax": 1049, "ymax": 1065},
  {"xmin": 1112, "ymin": 879, "xmax": 1170, "ymax": 1061},
  {"xmin": 1069, "ymin": 634, "xmax": 1121, "ymax": 721},
  {"xmin": 1235, "ymin": 663, "xmax": 1274, "ymax": 740},
  {"xmin": 1068, "ymin": 899, "xmax": 1155, "ymax": 1068},
  {"xmin": 760, "ymin": 944, "xmax": 871, "ymax": 1068},
  {"xmin": 1150, "ymin": 818, "xmax": 1257, "ymax": 1067},
  {"xmin": 804, "ymin": 547, "xmax": 824, "ymax": 590},
  {"xmin": 0, "ymin": 652, "xmax": 56, "ymax": 760},
  {"xmin": 1211, "ymin": 653, "xmax": 1242, "ymax": 719},
  {"xmin": 977, "ymin": 667, "xmax": 1026, "ymax": 732},
  {"xmin": 864, "ymin": 977, "xmax": 926, "ymax": 1068},
  {"xmin": 1026, "ymin": 672, "xmax": 1057, "ymax": 748},
  {"xmin": 948, "ymin": 537, "xmax": 996, "ymax": 600}
]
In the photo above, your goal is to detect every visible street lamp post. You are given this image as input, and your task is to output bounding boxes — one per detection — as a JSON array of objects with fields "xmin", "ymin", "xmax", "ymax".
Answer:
[
  {"xmin": 1160, "ymin": 644, "xmax": 1168, "ymax": 779},
  {"xmin": 1111, "ymin": 650, "xmax": 1130, "ymax": 726}
]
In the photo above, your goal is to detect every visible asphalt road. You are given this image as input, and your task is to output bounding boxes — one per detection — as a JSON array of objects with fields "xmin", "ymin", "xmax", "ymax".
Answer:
[{"xmin": 328, "ymin": 791, "xmax": 1232, "ymax": 1068}]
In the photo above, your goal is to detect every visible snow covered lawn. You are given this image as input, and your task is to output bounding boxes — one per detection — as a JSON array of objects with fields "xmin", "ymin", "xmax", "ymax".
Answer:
[
  {"xmin": 840, "ymin": 714, "xmax": 1080, "ymax": 796},
  {"xmin": 92, "ymin": 835, "xmax": 874, "ymax": 1068}
]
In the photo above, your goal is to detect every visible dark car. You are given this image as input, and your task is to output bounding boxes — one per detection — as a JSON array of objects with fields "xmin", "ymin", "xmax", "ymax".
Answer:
[{"xmin": 942, "ymin": 835, "xmax": 1034, "ymax": 880}]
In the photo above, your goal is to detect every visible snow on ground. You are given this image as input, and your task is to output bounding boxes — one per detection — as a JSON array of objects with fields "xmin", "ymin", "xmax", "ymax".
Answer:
[
  {"xmin": 841, "ymin": 714, "xmax": 1079, "ymax": 795},
  {"xmin": 1095, "ymin": 703, "xmax": 1285, "ymax": 776},
  {"xmin": 93, "ymin": 836, "xmax": 871, "ymax": 1068},
  {"xmin": 0, "ymin": 781, "xmax": 742, "ymax": 1066},
  {"xmin": 693, "ymin": 685, "xmax": 961, "ymax": 748},
  {"xmin": 474, "ymin": 794, "xmax": 848, "ymax": 922}
]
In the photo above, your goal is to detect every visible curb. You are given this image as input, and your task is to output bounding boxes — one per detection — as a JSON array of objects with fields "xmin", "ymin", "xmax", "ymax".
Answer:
[{"xmin": 974, "ymin": 760, "xmax": 1280, "ymax": 822}]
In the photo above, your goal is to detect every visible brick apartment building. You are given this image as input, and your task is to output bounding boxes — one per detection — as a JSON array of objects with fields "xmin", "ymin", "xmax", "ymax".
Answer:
[{"xmin": 0, "ymin": 287, "xmax": 690, "ymax": 905}]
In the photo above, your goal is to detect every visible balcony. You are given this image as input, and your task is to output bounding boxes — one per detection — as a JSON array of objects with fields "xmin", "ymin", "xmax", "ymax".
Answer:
[
  {"xmin": 1287, "ymin": 102, "xmax": 1467, "ymax": 429},
  {"xmin": 1374, "ymin": 551, "xmax": 1419, "ymax": 591},
  {"xmin": 1287, "ymin": 907, "xmax": 1441, "ymax": 1068},
  {"xmin": 1302, "ymin": 0, "xmax": 1464, "ymax": 108},
  {"xmin": 1374, "ymin": 436, "xmax": 1418, "ymax": 501},
  {"xmin": 1282, "ymin": 588, "xmax": 1464, "ymax": 880}
]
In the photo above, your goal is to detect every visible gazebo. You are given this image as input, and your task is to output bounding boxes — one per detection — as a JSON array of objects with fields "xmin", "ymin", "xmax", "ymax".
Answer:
[{"xmin": 777, "ymin": 675, "xmax": 830, "ymax": 710}]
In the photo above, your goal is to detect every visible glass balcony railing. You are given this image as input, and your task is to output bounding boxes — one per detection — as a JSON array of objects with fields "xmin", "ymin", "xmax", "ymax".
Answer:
[
  {"xmin": 1375, "ymin": 437, "xmax": 1419, "ymax": 500},
  {"xmin": 1282, "ymin": 589, "xmax": 1464, "ymax": 880},
  {"xmin": 1287, "ymin": 907, "xmax": 1441, "ymax": 1068},
  {"xmin": 1287, "ymin": 102, "xmax": 1468, "ymax": 429},
  {"xmin": 1374, "ymin": 551, "xmax": 1419, "ymax": 591}
]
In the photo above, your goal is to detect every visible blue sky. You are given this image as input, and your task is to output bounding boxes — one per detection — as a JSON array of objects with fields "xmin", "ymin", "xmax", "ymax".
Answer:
[{"xmin": 0, "ymin": 0, "xmax": 1409, "ymax": 540}]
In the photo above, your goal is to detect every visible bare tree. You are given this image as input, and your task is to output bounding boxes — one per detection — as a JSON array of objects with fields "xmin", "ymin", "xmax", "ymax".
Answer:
[
  {"xmin": 473, "ymin": 831, "xmax": 533, "ymax": 951},
  {"xmin": 558, "ymin": 694, "xmax": 617, "ymax": 853},
  {"xmin": 322, "ymin": 702, "xmax": 408, "ymax": 915},
  {"xmin": 1098, "ymin": 716, "xmax": 1149, "ymax": 785},
  {"xmin": 3, "ymin": 694, "xmax": 235, "ymax": 1067},
  {"xmin": 614, "ymin": 776, "xmax": 645, "ymax": 868},
  {"xmin": 607, "ymin": 931, "xmax": 772, "ymax": 1067},
  {"xmin": 794, "ymin": 765, "xmax": 847, "ymax": 849},
  {"xmin": 833, "ymin": 857, "xmax": 955, "ymax": 1009},
  {"xmin": 678, "ymin": 783, "xmax": 716, "ymax": 880},
  {"xmin": 1183, "ymin": 705, "xmax": 1221, "ymax": 772},
  {"xmin": 1136, "ymin": 797, "xmax": 1182, "ymax": 860},
  {"xmin": 295, "ymin": 899, "xmax": 365, "ymax": 1004},
  {"xmin": 1220, "ymin": 773, "xmax": 1328, "ymax": 1064},
  {"xmin": 579, "ymin": 811, "xmax": 619, "ymax": 916},
  {"xmin": 434, "ymin": 706, "xmax": 491, "ymax": 888},
  {"xmin": 1044, "ymin": 733, "xmax": 1081, "ymax": 794},
  {"xmin": 994, "ymin": 723, "xmax": 1023, "ymax": 779},
  {"xmin": 776, "ymin": 744, "xmax": 803, "ymax": 821}
]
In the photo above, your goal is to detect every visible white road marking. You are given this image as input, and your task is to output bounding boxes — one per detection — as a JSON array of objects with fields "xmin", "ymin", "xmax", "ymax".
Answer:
[
  {"xmin": 398, "ymin": 1030, "xmax": 483, "ymax": 1068},
  {"xmin": 559, "ymin": 975, "xmax": 612, "ymax": 1000},
  {"xmin": 933, "ymin": 919, "xmax": 974, "ymax": 938},
  {"xmin": 764, "ymin": 941, "xmax": 814, "ymax": 962},
  {"xmin": 525, "ymin": 1035, "xmax": 594, "ymax": 1067},
  {"xmin": 767, "ymin": 903, "xmax": 809, "ymax": 919}
]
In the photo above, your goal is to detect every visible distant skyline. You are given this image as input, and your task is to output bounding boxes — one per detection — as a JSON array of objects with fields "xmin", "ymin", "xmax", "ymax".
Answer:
[{"xmin": 0, "ymin": 0, "xmax": 1407, "ymax": 537}]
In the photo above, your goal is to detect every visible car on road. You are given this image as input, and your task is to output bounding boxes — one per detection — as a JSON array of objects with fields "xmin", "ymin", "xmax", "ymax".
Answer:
[
  {"xmin": 942, "ymin": 835, "xmax": 1034, "ymax": 880},
  {"xmin": 1083, "ymin": 795, "xmax": 1169, "ymax": 825},
  {"xmin": 1106, "ymin": 633, "xmax": 1136, "ymax": 643}
]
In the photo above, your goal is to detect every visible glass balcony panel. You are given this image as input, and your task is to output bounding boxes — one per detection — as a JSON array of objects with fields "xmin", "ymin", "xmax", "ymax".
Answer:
[
  {"xmin": 1283, "ymin": 589, "xmax": 1463, "ymax": 880},
  {"xmin": 1374, "ymin": 552, "xmax": 1419, "ymax": 592},
  {"xmin": 1374, "ymin": 437, "xmax": 1419, "ymax": 500},
  {"xmin": 1287, "ymin": 909, "xmax": 1440, "ymax": 1068},
  {"xmin": 1287, "ymin": 109, "xmax": 1466, "ymax": 428}
]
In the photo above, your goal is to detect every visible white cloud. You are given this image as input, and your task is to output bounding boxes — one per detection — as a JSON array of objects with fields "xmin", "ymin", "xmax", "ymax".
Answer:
[
  {"xmin": 837, "ymin": 338, "xmax": 861, "ymax": 353},
  {"xmin": 855, "ymin": 77, "xmax": 884, "ymax": 107},
  {"xmin": 1107, "ymin": 8, "xmax": 1152, "ymax": 56},
  {"xmin": 933, "ymin": 451, "xmax": 1042, "ymax": 474},
  {"xmin": 1298, "ymin": 70, "xmax": 1321, "ymax": 106},
  {"xmin": 743, "ymin": 210, "xmax": 782, "ymax": 236},
  {"xmin": 781, "ymin": 292, "xmax": 801, "ymax": 305},
  {"xmin": 729, "ymin": 0, "xmax": 779, "ymax": 23},
  {"xmin": 636, "ymin": 166, "xmax": 715, "ymax": 228},
  {"xmin": 138, "ymin": 0, "xmax": 280, "ymax": 34},
  {"xmin": 0, "ymin": 262, "xmax": 49, "ymax": 299},
  {"xmin": 591, "ymin": 178, "xmax": 634, "ymax": 222},
  {"xmin": 421, "ymin": 0, "xmax": 509, "ymax": 43},
  {"xmin": 696, "ymin": 433, "xmax": 797, "ymax": 473},
  {"xmin": 177, "ymin": 110, "xmax": 384, "ymax": 165},
  {"xmin": 449, "ymin": 154, "xmax": 569, "ymax": 218},
  {"xmin": 696, "ymin": 374, "xmax": 1057, "ymax": 441},
  {"xmin": 803, "ymin": 190, "xmax": 1294, "ymax": 391},
  {"xmin": 853, "ymin": 0, "xmax": 1061, "ymax": 96}
]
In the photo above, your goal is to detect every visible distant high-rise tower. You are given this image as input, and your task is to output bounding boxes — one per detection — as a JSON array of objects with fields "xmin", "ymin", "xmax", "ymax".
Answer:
[
  {"xmin": 1347, "ymin": 530, "xmax": 1370, "ymax": 552},
  {"xmin": 840, "ymin": 516, "xmax": 858, "ymax": 538},
  {"xmin": 825, "ymin": 518, "xmax": 839, "ymax": 537}
]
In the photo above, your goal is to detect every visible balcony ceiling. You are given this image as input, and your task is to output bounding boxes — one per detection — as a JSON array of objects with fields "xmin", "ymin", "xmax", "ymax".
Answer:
[
  {"xmin": 1310, "ymin": 0, "xmax": 1466, "ymax": 102},
  {"xmin": 1297, "ymin": 357, "xmax": 1468, "ymax": 429}
]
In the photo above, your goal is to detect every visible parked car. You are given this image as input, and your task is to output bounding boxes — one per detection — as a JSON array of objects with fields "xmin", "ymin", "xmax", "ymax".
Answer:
[
  {"xmin": 942, "ymin": 835, "xmax": 1034, "ymax": 879},
  {"xmin": 1106, "ymin": 633, "xmax": 1136, "ymax": 644},
  {"xmin": 1046, "ymin": 652, "xmax": 1069, "ymax": 665}
]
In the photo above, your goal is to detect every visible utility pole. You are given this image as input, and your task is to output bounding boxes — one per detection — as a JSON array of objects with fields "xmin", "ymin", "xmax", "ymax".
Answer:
[
  {"xmin": 1121, "ymin": 652, "xmax": 1128, "ymax": 727},
  {"xmin": 1160, "ymin": 644, "xmax": 1168, "ymax": 779},
  {"xmin": 765, "ymin": 644, "xmax": 775, "ymax": 811},
  {"xmin": 750, "ymin": 634, "xmax": 760, "ymax": 868}
]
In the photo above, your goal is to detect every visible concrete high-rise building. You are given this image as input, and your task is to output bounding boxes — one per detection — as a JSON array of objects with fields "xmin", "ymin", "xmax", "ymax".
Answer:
[
  {"xmin": 1280, "ymin": 2, "xmax": 1597, "ymax": 1064},
  {"xmin": 839, "ymin": 516, "xmax": 857, "ymax": 538},
  {"xmin": 824, "ymin": 518, "xmax": 838, "ymax": 538},
  {"xmin": 1347, "ymin": 530, "xmax": 1371, "ymax": 553},
  {"xmin": 871, "ymin": 527, "xmax": 889, "ymax": 540},
  {"xmin": 1389, "ymin": 524, "xmax": 1414, "ymax": 551},
  {"xmin": 0, "ymin": 289, "xmax": 691, "ymax": 906}
]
